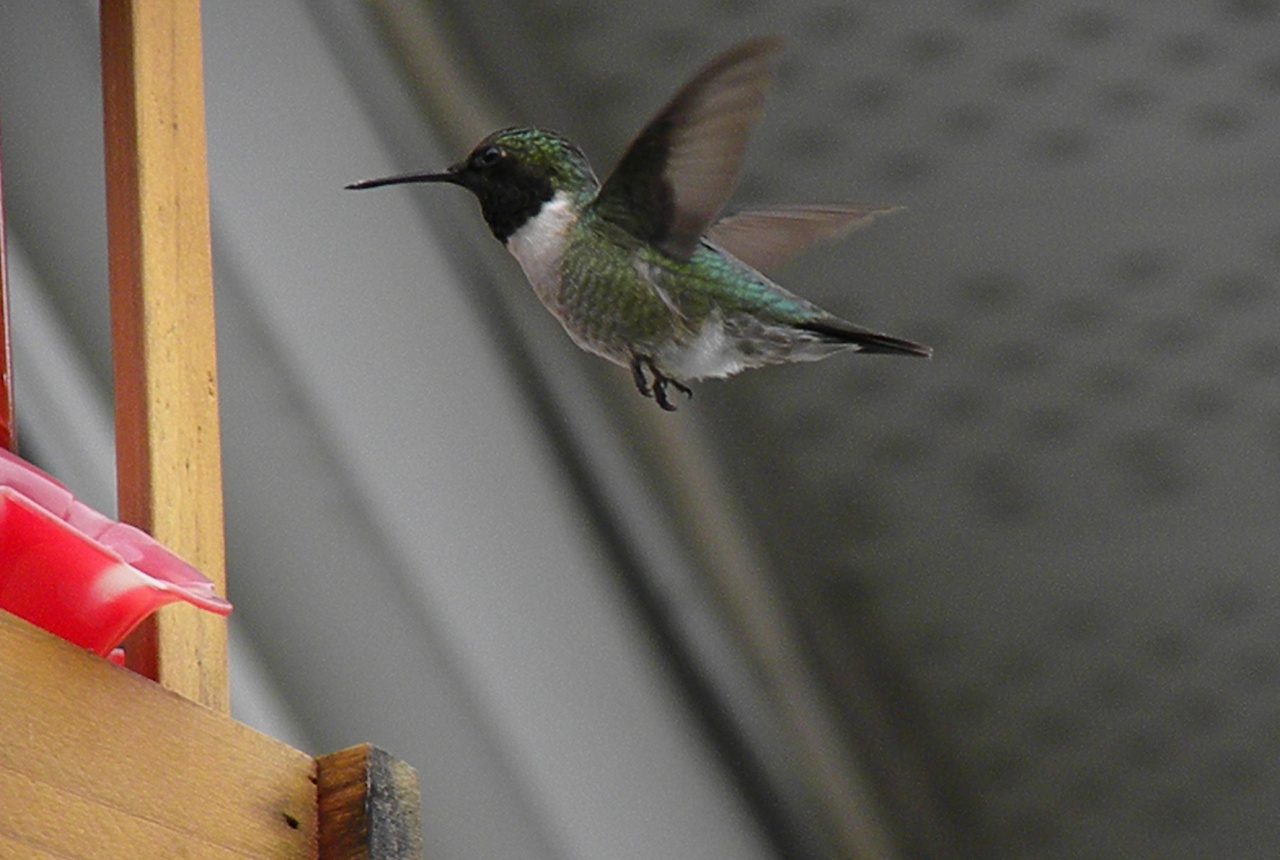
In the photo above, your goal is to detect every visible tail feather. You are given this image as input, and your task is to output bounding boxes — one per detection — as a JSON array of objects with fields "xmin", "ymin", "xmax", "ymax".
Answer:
[{"xmin": 798, "ymin": 319, "xmax": 932, "ymax": 358}]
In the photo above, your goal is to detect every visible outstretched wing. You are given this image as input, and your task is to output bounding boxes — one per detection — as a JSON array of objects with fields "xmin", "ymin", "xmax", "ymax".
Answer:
[
  {"xmin": 594, "ymin": 37, "xmax": 783, "ymax": 261},
  {"xmin": 705, "ymin": 204, "xmax": 903, "ymax": 272}
]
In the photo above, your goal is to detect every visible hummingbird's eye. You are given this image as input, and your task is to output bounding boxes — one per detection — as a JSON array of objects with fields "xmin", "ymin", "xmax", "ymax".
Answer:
[{"xmin": 473, "ymin": 145, "xmax": 503, "ymax": 168}]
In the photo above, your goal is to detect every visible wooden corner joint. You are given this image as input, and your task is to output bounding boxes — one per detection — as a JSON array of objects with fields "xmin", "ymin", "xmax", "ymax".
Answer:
[{"xmin": 317, "ymin": 743, "xmax": 423, "ymax": 860}]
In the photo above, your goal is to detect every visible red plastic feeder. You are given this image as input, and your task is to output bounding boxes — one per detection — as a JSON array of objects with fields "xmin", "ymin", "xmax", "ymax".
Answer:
[{"xmin": 0, "ymin": 448, "xmax": 231, "ymax": 657}]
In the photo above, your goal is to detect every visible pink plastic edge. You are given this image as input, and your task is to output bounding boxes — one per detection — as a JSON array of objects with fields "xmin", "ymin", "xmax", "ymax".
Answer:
[{"xmin": 0, "ymin": 447, "xmax": 231, "ymax": 615}]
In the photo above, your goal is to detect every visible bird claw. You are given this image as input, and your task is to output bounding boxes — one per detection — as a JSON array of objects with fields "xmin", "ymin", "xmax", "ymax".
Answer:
[{"xmin": 631, "ymin": 356, "xmax": 692, "ymax": 412}]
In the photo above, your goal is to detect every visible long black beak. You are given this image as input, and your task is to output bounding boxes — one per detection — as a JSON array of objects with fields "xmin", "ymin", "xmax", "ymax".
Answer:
[{"xmin": 345, "ymin": 168, "xmax": 462, "ymax": 191}]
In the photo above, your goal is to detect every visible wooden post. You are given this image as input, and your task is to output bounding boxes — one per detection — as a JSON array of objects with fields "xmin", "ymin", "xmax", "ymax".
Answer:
[
  {"xmin": 318, "ymin": 745, "xmax": 424, "ymax": 860},
  {"xmin": 100, "ymin": 0, "xmax": 228, "ymax": 709},
  {"xmin": 1, "ymin": 7, "xmax": 426, "ymax": 858}
]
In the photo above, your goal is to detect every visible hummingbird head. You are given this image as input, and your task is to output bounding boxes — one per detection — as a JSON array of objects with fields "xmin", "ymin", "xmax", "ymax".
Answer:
[{"xmin": 347, "ymin": 127, "xmax": 599, "ymax": 243}]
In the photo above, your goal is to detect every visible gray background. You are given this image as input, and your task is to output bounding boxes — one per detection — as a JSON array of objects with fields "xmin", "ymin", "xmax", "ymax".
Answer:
[{"xmin": 2, "ymin": 2, "xmax": 1278, "ymax": 858}]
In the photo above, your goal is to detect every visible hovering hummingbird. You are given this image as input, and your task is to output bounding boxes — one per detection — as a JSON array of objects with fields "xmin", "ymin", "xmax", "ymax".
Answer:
[{"xmin": 348, "ymin": 37, "xmax": 930, "ymax": 410}]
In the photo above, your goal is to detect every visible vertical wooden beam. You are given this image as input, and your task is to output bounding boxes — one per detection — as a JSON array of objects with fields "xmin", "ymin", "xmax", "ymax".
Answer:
[
  {"xmin": 100, "ymin": 0, "xmax": 228, "ymax": 711},
  {"xmin": 0, "ymin": 120, "xmax": 14, "ymax": 453}
]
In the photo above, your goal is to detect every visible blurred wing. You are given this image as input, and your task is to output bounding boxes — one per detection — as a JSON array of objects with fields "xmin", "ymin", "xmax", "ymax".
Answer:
[
  {"xmin": 705, "ymin": 204, "xmax": 903, "ymax": 272},
  {"xmin": 595, "ymin": 37, "xmax": 783, "ymax": 260}
]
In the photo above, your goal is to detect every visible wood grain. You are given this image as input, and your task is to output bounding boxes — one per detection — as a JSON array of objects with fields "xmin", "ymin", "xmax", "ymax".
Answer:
[
  {"xmin": 0, "ymin": 612, "xmax": 317, "ymax": 859},
  {"xmin": 319, "ymin": 744, "xmax": 424, "ymax": 860},
  {"xmin": 100, "ymin": 0, "xmax": 228, "ymax": 708}
]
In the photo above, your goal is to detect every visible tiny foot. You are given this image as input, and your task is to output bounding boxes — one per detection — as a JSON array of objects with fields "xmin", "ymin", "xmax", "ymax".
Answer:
[{"xmin": 630, "ymin": 355, "xmax": 692, "ymax": 412}]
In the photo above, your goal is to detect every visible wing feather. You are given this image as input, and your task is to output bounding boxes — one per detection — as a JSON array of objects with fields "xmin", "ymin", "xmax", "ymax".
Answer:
[
  {"xmin": 594, "ymin": 38, "xmax": 783, "ymax": 260},
  {"xmin": 706, "ymin": 204, "xmax": 903, "ymax": 272}
]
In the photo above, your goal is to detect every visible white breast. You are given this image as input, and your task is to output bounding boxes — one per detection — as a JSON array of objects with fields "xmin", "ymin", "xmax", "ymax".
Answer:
[
  {"xmin": 658, "ymin": 313, "xmax": 750, "ymax": 380},
  {"xmin": 505, "ymin": 190, "xmax": 577, "ymax": 303}
]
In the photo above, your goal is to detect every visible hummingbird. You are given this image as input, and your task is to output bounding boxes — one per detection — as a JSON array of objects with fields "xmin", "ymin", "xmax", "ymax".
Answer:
[{"xmin": 348, "ymin": 37, "xmax": 930, "ymax": 410}]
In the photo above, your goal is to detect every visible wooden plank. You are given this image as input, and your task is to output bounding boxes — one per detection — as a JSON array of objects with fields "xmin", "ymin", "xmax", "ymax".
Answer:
[
  {"xmin": 0, "ymin": 832, "xmax": 68, "ymax": 860},
  {"xmin": 0, "ymin": 611, "xmax": 317, "ymax": 859},
  {"xmin": 100, "ymin": 0, "xmax": 228, "ymax": 708},
  {"xmin": 318, "ymin": 744, "xmax": 423, "ymax": 860},
  {"xmin": 0, "ymin": 119, "xmax": 14, "ymax": 453}
]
